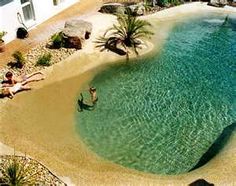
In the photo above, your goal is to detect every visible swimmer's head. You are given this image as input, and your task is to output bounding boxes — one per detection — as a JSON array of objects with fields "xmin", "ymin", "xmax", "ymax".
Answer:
[{"xmin": 90, "ymin": 87, "xmax": 96, "ymax": 92}]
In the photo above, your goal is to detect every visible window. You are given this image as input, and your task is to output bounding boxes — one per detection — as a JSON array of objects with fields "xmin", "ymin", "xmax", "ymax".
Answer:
[{"xmin": 21, "ymin": 0, "xmax": 35, "ymax": 22}]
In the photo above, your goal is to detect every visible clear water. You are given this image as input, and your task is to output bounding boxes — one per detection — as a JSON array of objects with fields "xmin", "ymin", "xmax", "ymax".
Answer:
[{"xmin": 75, "ymin": 15, "xmax": 236, "ymax": 174}]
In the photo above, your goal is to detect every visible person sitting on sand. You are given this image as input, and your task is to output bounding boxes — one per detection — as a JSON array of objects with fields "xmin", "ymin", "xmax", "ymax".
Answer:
[
  {"xmin": 89, "ymin": 87, "xmax": 98, "ymax": 105},
  {"xmin": 1, "ymin": 74, "xmax": 45, "ymax": 99},
  {"xmin": 1, "ymin": 71, "xmax": 43, "ymax": 87}
]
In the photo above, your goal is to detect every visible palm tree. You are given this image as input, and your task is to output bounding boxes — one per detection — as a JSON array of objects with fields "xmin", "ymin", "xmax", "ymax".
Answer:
[
  {"xmin": 0, "ymin": 156, "xmax": 39, "ymax": 186},
  {"xmin": 96, "ymin": 10, "xmax": 153, "ymax": 60}
]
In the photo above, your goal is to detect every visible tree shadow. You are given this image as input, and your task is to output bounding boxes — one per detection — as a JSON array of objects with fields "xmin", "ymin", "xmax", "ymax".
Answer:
[
  {"xmin": 95, "ymin": 36, "xmax": 127, "ymax": 56},
  {"xmin": 105, "ymin": 44, "xmax": 126, "ymax": 56},
  {"xmin": 7, "ymin": 61, "xmax": 23, "ymax": 69},
  {"xmin": 191, "ymin": 122, "xmax": 236, "ymax": 171}
]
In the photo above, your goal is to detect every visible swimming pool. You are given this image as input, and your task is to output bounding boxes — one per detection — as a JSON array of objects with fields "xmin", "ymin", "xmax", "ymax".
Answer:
[{"xmin": 76, "ymin": 14, "xmax": 236, "ymax": 175}]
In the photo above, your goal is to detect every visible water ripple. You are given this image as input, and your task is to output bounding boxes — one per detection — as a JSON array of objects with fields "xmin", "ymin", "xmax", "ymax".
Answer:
[{"xmin": 76, "ymin": 15, "xmax": 236, "ymax": 174}]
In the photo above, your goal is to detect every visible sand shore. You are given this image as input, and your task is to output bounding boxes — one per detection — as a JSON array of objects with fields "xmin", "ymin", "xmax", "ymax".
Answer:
[{"xmin": 1, "ymin": 2, "xmax": 236, "ymax": 185}]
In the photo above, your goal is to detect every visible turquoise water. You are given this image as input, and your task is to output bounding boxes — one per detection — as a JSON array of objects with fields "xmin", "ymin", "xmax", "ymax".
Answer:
[{"xmin": 76, "ymin": 15, "xmax": 236, "ymax": 174}]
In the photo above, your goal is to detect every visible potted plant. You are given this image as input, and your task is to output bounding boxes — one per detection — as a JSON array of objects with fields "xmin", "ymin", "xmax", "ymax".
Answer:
[{"xmin": 0, "ymin": 31, "xmax": 7, "ymax": 52}]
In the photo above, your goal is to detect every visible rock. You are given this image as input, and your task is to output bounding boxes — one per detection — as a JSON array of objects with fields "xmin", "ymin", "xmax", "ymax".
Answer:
[
  {"xmin": 62, "ymin": 19, "xmax": 92, "ymax": 49},
  {"xmin": 98, "ymin": 3, "xmax": 125, "ymax": 14},
  {"xmin": 64, "ymin": 36, "xmax": 82, "ymax": 49},
  {"xmin": 64, "ymin": 19, "xmax": 92, "ymax": 37},
  {"xmin": 208, "ymin": 0, "xmax": 228, "ymax": 7},
  {"xmin": 128, "ymin": 4, "xmax": 145, "ymax": 16}
]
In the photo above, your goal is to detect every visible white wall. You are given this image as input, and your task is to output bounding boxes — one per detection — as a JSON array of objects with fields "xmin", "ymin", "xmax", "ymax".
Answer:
[
  {"xmin": 33, "ymin": 0, "xmax": 78, "ymax": 26},
  {"xmin": 0, "ymin": 0, "xmax": 22, "ymax": 43},
  {"xmin": 0, "ymin": 0, "xmax": 79, "ymax": 43}
]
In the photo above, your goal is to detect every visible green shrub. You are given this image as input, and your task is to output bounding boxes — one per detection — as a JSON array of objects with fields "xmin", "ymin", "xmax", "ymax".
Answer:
[
  {"xmin": 12, "ymin": 51, "xmax": 25, "ymax": 68},
  {"xmin": 51, "ymin": 32, "xmax": 64, "ymax": 48},
  {"xmin": 0, "ymin": 156, "xmax": 37, "ymax": 185},
  {"xmin": 36, "ymin": 53, "xmax": 52, "ymax": 66}
]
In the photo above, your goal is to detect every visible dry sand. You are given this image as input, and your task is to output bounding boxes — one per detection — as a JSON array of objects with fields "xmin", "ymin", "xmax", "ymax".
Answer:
[{"xmin": 1, "ymin": 2, "xmax": 236, "ymax": 185}]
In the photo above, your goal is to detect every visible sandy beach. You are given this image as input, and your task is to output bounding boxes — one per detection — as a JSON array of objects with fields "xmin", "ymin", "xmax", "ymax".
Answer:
[{"xmin": 1, "ymin": 2, "xmax": 236, "ymax": 185}]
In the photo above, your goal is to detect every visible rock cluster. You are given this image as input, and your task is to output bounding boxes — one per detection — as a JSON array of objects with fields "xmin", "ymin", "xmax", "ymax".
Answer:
[
  {"xmin": 98, "ymin": 2, "xmax": 171, "ymax": 16},
  {"xmin": 62, "ymin": 19, "xmax": 93, "ymax": 49},
  {"xmin": 0, "ymin": 20, "xmax": 93, "ymax": 80},
  {"xmin": 208, "ymin": 0, "xmax": 228, "ymax": 7},
  {"xmin": 99, "ymin": 3, "xmax": 126, "ymax": 14},
  {"xmin": 98, "ymin": 3, "xmax": 146, "ymax": 16},
  {"xmin": 0, "ymin": 41, "xmax": 76, "ymax": 79},
  {"xmin": 0, "ymin": 155, "xmax": 66, "ymax": 186}
]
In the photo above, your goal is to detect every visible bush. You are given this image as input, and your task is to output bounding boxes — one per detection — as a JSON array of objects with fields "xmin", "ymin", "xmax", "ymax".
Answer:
[
  {"xmin": 0, "ymin": 156, "xmax": 37, "ymax": 185},
  {"xmin": 36, "ymin": 53, "xmax": 52, "ymax": 66},
  {"xmin": 12, "ymin": 51, "xmax": 25, "ymax": 68},
  {"xmin": 0, "ymin": 31, "xmax": 7, "ymax": 41},
  {"xmin": 51, "ymin": 32, "xmax": 64, "ymax": 48}
]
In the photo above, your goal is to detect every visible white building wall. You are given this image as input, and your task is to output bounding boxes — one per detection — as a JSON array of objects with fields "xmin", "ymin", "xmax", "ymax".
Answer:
[
  {"xmin": 0, "ymin": 0, "xmax": 79, "ymax": 43},
  {"xmin": 32, "ymin": 0, "xmax": 78, "ymax": 26},
  {"xmin": 1, "ymin": 0, "xmax": 22, "ymax": 43}
]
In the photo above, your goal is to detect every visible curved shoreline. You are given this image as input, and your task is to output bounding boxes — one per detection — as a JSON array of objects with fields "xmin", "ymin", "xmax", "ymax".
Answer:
[{"xmin": 1, "ymin": 2, "xmax": 236, "ymax": 185}]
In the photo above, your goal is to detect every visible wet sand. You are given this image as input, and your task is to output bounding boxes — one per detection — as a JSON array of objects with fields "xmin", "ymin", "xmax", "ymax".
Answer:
[{"xmin": 1, "ymin": 2, "xmax": 236, "ymax": 185}]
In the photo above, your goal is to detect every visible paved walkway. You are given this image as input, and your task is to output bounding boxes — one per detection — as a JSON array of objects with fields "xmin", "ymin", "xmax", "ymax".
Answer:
[{"xmin": 0, "ymin": 0, "xmax": 102, "ymax": 68}]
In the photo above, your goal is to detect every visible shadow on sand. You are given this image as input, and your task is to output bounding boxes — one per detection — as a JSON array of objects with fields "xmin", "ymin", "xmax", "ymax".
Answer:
[
  {"xmin": 191, "ymin": 122, "xmax": 236, "ymax": 171},
  {"xmin": 77, "ymin": 93, "xmax": 95, "ymax": 112}
]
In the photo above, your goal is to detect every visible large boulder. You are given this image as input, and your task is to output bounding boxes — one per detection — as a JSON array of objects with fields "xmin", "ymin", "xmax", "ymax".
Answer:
[
  {"xmin": 98, "ymin": 3, "xmax": 125, "ymax": 14},
  {"xmin": 208, "ymin": 0, "xmax": 228, "ymax": 7},
  {"xmin": 62, "ymin": 19, "xmax": 92, "ymax": 49}
]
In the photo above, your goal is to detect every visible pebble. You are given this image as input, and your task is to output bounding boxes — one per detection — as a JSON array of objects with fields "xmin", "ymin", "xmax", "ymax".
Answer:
[
  {"xmin": 0, "ymin": 155, "xmax": 66, "ymax": 186},
  {"xmin": 0, "ymin": 41, "xmax": 77, "ymax": 77}
]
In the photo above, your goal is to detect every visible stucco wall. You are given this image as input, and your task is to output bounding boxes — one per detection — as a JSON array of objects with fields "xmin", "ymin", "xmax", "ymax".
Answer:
[
  {"xmin": 0, "ymin": 0, "xmax": 21, "ymax": 43},
  {"xmin": 0, "ymin": 0, "xmax": 79, "ymax": 43}
]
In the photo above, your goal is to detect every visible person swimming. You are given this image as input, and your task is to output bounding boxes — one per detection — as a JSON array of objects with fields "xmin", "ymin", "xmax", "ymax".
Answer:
[{"xmin": 89, "ymin": 87, "xmax": 98, "ymax": 105}]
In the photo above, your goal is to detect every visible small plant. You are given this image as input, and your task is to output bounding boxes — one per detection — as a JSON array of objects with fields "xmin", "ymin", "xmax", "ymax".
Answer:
[
  {"xmin": 12, "ymin": 51, "xmax": 25, "ymax": 68},
  {"xmin": 36, "ymin": 53, "xmax": 52, "ymax": 66},
  {"xmin": 0, "ymin": 156, "xmax": 38, "ymax": 185},
  {"xmin": 0, "ymin": 31, "xmax": 7, "ymax": 41},
  {"xmin": 0, "ymin": 31, "xmax": 7, "ymax": 52},
  {"xmin": 51, "ymin": 32, "xmax": 64, "ymax": 48}
]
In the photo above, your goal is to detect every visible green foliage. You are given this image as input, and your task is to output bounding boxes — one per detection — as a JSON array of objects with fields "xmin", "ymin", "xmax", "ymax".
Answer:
[
  {"xmin": 36, "ymin": 53, "xmax": 52, "ymax": 66},
  {"xmin": 0, "ymin": 156, "xmax": 38, "ymax": 186},
  {"xmin": 51, "ymin": 32, "xmax": 64, "ymax": 48},
  {"xmin": 12, "ymin": 51, "xmax": 25, "ymax": 68},
  {"xmin": 158, "ymin": 0, "xmax": 181, "ymax": 7},
  {"xmin": 96, "ymin": 9, "xmax": 153, "ymax": 60},
  {"xmin": 0, "ymin": 31, "xmax": 7, "ymax": 41}
]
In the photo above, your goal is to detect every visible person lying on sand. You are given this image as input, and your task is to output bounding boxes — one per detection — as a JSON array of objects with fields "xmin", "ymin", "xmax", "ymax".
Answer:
[
  {"xmin": 1, "ymin": 71, "xmax": 44, "ymax": 87},
  {"xmin": 1, "ymin": 74, "xmax": 45, "ymax": 99}
]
